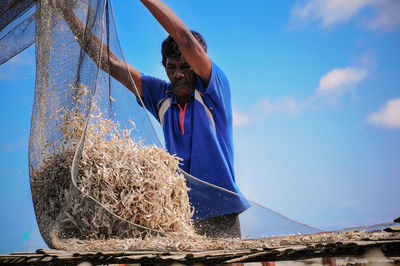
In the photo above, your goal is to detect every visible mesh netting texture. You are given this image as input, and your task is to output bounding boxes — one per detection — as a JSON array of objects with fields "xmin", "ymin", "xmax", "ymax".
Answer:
[
  {"xmin": 28, "ymin": 0, "xmax": 188, "ymax": 247},
  {"xmin": 0, "ymin": 0, "xmax": 324, "ymax": 251},
  {"xmin": 0, "ymin": 0, "xmax": 36, "ymax": 64}
]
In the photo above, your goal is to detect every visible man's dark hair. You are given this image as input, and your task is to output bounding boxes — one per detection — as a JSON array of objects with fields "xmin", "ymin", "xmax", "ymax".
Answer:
[{"xmin": 161, "ymin": 30, "xmax": 207, "ymax": 67}]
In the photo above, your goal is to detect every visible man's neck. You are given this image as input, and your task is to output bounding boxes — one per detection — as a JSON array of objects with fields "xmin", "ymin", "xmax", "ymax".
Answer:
[{"xmin": 177, "ymin": 95, "xmax": 189, "ymax": 108}]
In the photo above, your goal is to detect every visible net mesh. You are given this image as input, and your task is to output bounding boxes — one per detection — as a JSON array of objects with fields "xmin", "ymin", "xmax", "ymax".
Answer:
[
  {"xmin": 0, "ymin": 0, "xmax": 327, "ymax": 250},
  {"xmin": 0, "ymin": 0, "xmax": 35, "ymax": 32},
  {"xmin": 0, "ymin": 0, "xmax": 36, "ymax": 64},
  {"xmin": 30, "ymin": 0, "xmax": 167, "ymax": 247}
]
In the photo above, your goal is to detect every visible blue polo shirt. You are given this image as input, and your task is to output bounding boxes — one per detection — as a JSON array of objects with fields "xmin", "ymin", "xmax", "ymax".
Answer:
[{"xmin": 140, "ymin": 62, "xmax": 250, "ymax": 220}]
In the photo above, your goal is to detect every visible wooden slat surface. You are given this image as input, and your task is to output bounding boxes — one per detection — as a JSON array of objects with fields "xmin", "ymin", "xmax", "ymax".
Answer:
[{"xmin": 1, "ymin": 239, "xmax": 399, "ymax": 265}]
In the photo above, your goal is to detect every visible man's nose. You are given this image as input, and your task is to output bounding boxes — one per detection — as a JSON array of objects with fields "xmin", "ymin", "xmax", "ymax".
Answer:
[{"xmin": 174, "ymin": 69, "xmax": 185, "ymax": 78}]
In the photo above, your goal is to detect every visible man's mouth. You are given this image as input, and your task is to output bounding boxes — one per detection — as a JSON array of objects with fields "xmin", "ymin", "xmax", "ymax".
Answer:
[{"xmin": 173, "ymin": 82, "xmax": 188, "ymax": 88}]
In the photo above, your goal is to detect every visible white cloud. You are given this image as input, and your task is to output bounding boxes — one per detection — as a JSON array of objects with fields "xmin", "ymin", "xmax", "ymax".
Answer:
[
  {"xmin": 1, "ymin": 137, "xmax": 29, "ymax": 152},
  {"xmin": 291, "ymin": 0, "xmax": 370, "ymax": 27},
  {"xmin": 290, "ymin": 0, "xmax": 400, "ymax": 31},
  {"xmin": 234, "ymin": 56, "xmax": 372, "ymax": 128},
  {"xmin": 367, "ymin": 98, "xmax": 400, "ymax": 128},
  {"xmin": 254, "ymin": 97, "xmax": 300, "ymax": 116},
  {"xmin": 233, "ymin": 97, "xmax": 301, "ymax": 127},
  {"xmin": 366, "ymin": 0, "xmax": 400, "ymax": 31},
  {"xmin": 0, "ymin": 51, "xmax": 35, "ymax": 80},
  {"xmin": 233, "ymin": 108, "xmax": 251, "ymax": 127},
  {"xmin": 317, "ymin": 67, "xmax": 368, "ymax": 94}
]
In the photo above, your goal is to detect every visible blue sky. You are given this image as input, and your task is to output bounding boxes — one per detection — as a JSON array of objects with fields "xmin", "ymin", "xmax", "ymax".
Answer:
[{"xmin": 1, "ymin": 0, "xmax": 399, "ymax": 253}]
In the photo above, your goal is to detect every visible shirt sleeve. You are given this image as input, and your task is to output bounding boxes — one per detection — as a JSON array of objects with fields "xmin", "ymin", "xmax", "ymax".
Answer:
[
  {"xmin": 140, "ymin": 73, "xmax": 168, "ymax": 120},
  {"xmin": 201, "ymin": 62, "xmax": 232, "ymax": 119}
]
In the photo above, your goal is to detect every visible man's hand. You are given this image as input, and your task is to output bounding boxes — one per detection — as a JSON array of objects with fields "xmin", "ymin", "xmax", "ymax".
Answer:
[{"xmin": 54, "ymin": 0, "xmax": 143, "ymax": 99}]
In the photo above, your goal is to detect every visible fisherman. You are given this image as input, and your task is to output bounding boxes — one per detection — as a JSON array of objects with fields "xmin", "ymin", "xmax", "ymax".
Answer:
[{"xmin": 56, "ymin": 0, "xmax": 249, "ymax": 238}]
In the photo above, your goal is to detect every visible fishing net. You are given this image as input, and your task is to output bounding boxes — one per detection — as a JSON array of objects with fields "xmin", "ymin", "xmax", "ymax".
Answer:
[{"xmin": 1, "ymin": 0, "xmax": 323, "ymax": 250}]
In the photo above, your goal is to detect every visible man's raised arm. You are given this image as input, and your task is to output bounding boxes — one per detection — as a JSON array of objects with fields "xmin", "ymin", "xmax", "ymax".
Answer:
[
  {"xmin": 54, "ymin": 0, "xmax": 143, "ymax": 98},
  {"xmin": 140, "ymin": 0, "xmax": 212, "ymax": 85}
]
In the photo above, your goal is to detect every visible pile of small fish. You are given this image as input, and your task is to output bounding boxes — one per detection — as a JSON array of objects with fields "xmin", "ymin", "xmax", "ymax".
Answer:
[
  {"xmin": 54, "ymin": 229, "xmax": 400, "ymax": 252},
  {"xmin": 75, "ymin": 114, "xmax": 194, "ymax": 234},
  {"xmin": 31, "ymin": 86, "xmax": 195, "ymax": 247}
]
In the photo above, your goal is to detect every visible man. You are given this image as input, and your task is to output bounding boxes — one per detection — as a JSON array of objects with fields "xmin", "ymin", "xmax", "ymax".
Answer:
[{"xmin": 57, "ymin": 0, "xmax": 249, "ymax": 238}]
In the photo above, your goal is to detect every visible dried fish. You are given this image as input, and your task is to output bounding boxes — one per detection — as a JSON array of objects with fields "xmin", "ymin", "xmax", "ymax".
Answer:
[
  {"xmin": 55, "ymin": 229, "xmax": 400, "ymax": 252},
  {"xmin": 31, "ymin": 85, "xmax": 195, "ymax": 247}
]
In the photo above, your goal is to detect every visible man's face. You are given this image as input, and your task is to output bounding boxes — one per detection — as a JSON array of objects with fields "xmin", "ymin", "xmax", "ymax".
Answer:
[{"xmin": 165, "ymin": 56, "xmax": 196, "ymax": 99}]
